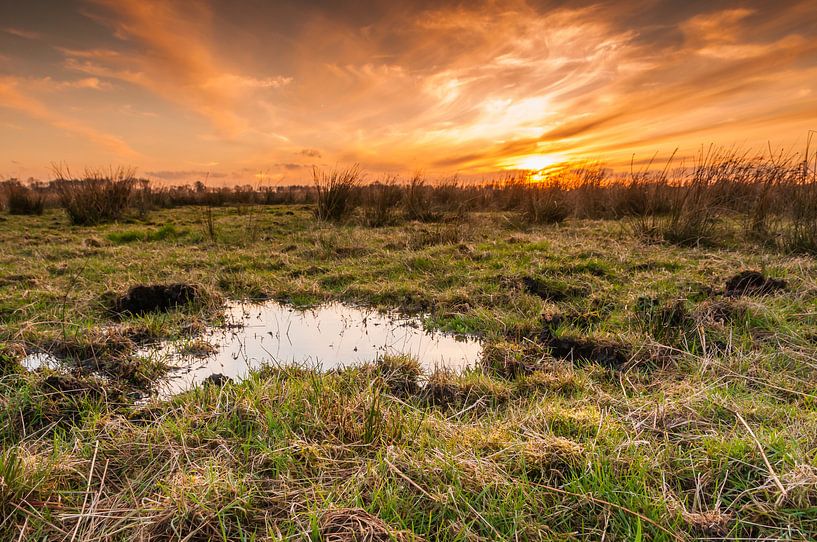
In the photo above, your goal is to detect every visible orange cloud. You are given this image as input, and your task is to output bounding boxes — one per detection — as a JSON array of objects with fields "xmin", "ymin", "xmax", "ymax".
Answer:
[
  {"xmin": 0, "ymin": 0, "xmax": 815, "ymax": 182},
  {"xmin": 3, "ymin": 27, "xmax": 41, "ymax": 40},
  {"xmin": 0, "ymin": 76, "xmax": 139, "ymax": 158},
  {"xmin": 65, "ymin": 0, "xmax": 293, "ymax": 139}
]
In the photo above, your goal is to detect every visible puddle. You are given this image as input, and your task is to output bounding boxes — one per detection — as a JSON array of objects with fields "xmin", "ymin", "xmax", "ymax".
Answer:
[
  {"xmin": 25, "ymin": 301, "xmax": 483, "ymax": 396},
  {"xmin": 151, "ymin": 301, "xmax": 482, "ymax": 395}
]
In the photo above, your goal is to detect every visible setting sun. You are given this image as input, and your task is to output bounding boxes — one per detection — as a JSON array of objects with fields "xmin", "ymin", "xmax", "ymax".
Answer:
[
  {"xmin": 2, "ymin": 1, "xmax": 816, "ymax": 183},
  {"xmin": 1, "ymin": 3, "xmax": 817, "ymax": 539}
]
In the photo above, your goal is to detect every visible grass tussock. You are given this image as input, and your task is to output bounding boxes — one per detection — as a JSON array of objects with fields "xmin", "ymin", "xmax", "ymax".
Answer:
[
  {"xmin": 362, "ymin": 176, "xmax": 403, "ymax": 227},
  {"xmin": 314, "ymin": 165, "xmax": 362, "ymax": 222},
  {"xmin": 53, "ymin": 166, "xmax": 136, "ymax": 225},
  {"xmin": 1, "ymin": 180, "xmax": 45, "ymax": 215}
]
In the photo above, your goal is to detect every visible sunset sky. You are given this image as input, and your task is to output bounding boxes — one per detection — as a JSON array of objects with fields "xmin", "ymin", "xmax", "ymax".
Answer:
[{"xmin": 1, "ymin": 0, "xmax": 816, "ymax": 184}]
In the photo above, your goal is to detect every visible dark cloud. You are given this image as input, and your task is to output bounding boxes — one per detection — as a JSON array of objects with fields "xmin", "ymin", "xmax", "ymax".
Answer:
[{"xmin": 146, "ymin": 170, "xmax": 228, "ymax": 180}]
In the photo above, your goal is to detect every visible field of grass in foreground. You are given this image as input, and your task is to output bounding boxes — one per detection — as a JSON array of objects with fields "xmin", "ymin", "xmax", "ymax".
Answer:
[{"xmin": 1, "ymin": 205, "xmax": 817, "ymax": 540}]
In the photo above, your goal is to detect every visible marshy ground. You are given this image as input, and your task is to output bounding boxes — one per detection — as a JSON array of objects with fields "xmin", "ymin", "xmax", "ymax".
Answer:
[{"xmin": 2, "ymin": 205, "xmax": 817, "ymax": 540}]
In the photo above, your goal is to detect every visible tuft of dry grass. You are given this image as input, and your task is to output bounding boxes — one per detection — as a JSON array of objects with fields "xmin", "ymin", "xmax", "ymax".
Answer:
[
  {"xmin": 362, "ymin": 176, "xmax": 403, "ymax": 227},
  {"xmin": 52, "ymin": 166, "xmax": 136, "ymax": 225},
  {"xmin": 320, "ymin": 507, "xmax": 421, "ymax": 542},
  {"xmin": 314, "ymin": 165, "xmax": 362, "ymax": 222},
  {"xmin": 1, "ymin": 180, "xmax": 44, "ymax": 215}
]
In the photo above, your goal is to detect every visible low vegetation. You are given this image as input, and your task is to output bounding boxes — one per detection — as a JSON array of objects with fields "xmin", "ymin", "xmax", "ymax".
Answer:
[
  {"xmin": 5, "ymin": 142, "xmax": 816, "ymax": 252},
  {"xmin": 0, "ymin": 180, "xmax": 44, "ymax": 215},
  {"xmin": 1, "ymin": 191, "xmax": 816, "ymax": 539},
  {"xmin": 1, "ymin": 139, "xmax": 816, "ymax": 539},
  {"xmin": 52, "ymin": 166, "xmax": 137, "ymax": 225}
]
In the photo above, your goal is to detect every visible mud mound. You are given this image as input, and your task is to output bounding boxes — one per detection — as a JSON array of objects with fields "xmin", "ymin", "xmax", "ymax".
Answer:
[
  {"xmin": 539, "ymin": 317, "xmax": 630, "ymax": 369},
  {"xmin": 113, "ymin": 283, "xmax": 199, "ymax": 315},
  {"xmin": 520, "ymin": 276, "xmax": 585, "ymax": 302},
  {"xmin": 725, "ymin": 271, "xmax": 786, "ymax": 297},
  {"xmin": 547, "ymin": 336, "xmax": 629, "ymax": 368},
  {"xmin": 203, "ymin": 373, "xmax": 231, "ymax": 386}
]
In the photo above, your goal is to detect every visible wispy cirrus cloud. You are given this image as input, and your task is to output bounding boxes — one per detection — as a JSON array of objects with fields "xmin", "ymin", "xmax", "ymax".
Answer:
[
  {"xmin": 61, "ymin": 0, "xmax": 293, "ymax": 139},
  {"xmin": 3, "ymin": 27, "xmax": 42, "ymax": 40},
  {"xmin": 0, "ymin": 76, "xmax": 138, "ymax": 158},
  {"xmin": 0, "ymin": 0, "xmax": 816, "ymax": 182}
]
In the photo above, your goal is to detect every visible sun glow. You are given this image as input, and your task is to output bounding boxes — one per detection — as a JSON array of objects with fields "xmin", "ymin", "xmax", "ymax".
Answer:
[
  {"xmin": 500, "ymin": 153, "xmax": 569, "ymax": 182},
  {"xmin": 510, "ymin": 154, "xmax": 566, "ymax": 171}
]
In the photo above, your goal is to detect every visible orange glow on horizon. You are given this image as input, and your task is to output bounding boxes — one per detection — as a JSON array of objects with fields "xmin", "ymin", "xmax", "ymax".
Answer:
[{"xmin": 0, "ymin": 1, "xmax": 815, "ymax": 184}]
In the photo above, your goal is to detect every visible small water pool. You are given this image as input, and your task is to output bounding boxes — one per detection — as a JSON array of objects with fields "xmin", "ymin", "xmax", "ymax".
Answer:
[{"xmin": 25, "ymin": 301, "xmax": 483, "ymax": 396}]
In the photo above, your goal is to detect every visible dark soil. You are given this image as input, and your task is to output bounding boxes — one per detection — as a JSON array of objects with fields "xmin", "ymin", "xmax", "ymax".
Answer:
[
  {"xmin": 113, "ymin": 283, "xmax": 199, "ymax": 315},
  {"xmin": 539, "ymin": 316, "xmax": 630, "ymax": 369},
  {"xmin": 203, "ymin": 373, "xmax": 231, "ymax": 386},
  {"xmin": 520, "ymin": 276, "xmax": 586, "ymax": 302},
  {"xmin": 724, "ymin": 271, "xmax": 786, "ymax": 297}
]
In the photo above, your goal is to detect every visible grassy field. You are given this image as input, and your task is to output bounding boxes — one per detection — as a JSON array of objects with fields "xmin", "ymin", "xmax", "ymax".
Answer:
[{"xmin": 1, "ymin": 205, "xmax": 817, "ymax": 540}]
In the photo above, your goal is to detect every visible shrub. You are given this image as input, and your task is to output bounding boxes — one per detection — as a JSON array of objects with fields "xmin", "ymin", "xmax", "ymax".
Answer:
[
  {"xmin": 313, "ymin": 165, "xmax": 361, "ymax": 222},
  {"xmin": 520, "ymin": 181, "xmax": 571, "ymax": 224},
  {"xmin": 53, "ymin": 166, "xmax": 136, "ymax": 225},
  {"xmin": 1, "ymin": 181, "xmax": 44, "ymax": 215},
  {"xmin": 781, "ymin": 179, "xmax": 817, "ymax": 255},
  {"xmin": 362, "ymin": 177, "xmax": 403, "ymax": 227},
  {"xmin": 404, "ymin": 174, "xmax": 440, "ymax": 222}
]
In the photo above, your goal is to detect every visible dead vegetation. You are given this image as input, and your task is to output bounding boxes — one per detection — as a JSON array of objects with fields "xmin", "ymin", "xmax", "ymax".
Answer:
[
  {"xmin": 2, "ymin": 153, "xmax": 817, "ymax": 539},
  {"xmin": 52, "ymin": 166, "xmax": 137, "ymax": 225},
  {"xmin": 0, "ymin": 180, "xmax": 44, "ymax": 215}
]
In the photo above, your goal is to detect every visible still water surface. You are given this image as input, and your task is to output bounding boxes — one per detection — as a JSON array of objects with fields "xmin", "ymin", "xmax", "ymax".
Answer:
[{"xmin": 25, "ymin": 301, "xmax": 483, "ymax": 396}]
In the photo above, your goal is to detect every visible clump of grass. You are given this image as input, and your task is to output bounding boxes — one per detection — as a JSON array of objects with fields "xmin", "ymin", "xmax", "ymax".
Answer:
[
  {"xmin": 423, "ymin": 369, "xmax": 511, "ymax": 408},
  {"xmin": 517, "ymin": 366, "xmax": 585, "ymax": 396},
  {"xmin": 634, "ymin": 296, "xmax": 694, "ymax": 345},
  {"xmin": 362, "ymin": 177, "xmax": 403, "ymax": 227},
  {"xmin": 320, "ymin": 507, "xmax": 416, "ymax": 542},
  {"xmin": 53, "ymin": 166, "xmax": 136, "ymax": 225},
  {"xmin": 404, "ymin": 174, "xmax": 441, "ymax": 222},
  {"xmin": 107, "ymin": 224, "xmax": 188, "ymax": 244},
  {"xmin": 520, "ymin": 435, "xmax": 586, "ymax": 480},
  {"xmin": 314, "ymin": 165, "xmax": 361, "ymax": 222},
  {"xmin": 481, "ymin": 341, "xmax": 533, "ymax": 378},
  {"xmin": 407, "ymin": 224, "xmax": 464, "ymax": 249},
  {"xmin": 520, "ymin": 180, "xmax": 571, "ymax": 224},
  {"xmin": 376, "ymin": 354, "xmax": 422, "ymax": 396},
  {"xmin": 0, "ymin": 447, "xmax": 26, "ymax": 516},
  {"xmin": 780, "ymin": 150, "xmax": 817, "ymax": 254},
  {"xmin": 1, "ymin": 180, "xmax": 45, "ymax": 215}
]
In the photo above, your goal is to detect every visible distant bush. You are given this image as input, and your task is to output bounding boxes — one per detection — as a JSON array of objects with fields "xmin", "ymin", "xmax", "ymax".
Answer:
[
  {"xmin": 362, "ymin": 177, "xmax": 402, "ymax": 227},
  {"xmin": 404, "ymin": 175, "xmax": 440, "ymax": 222},
  {"xmin": 520, "ymin": 182, "xmax": 571, "ymax": 224},
  {"xmin": 313, "ymin": 165, "xmax": 361, "ymax": 222},
  {"xmin": 53, "ymin": 167, "xmax": 136, "ymax": 225},
  {"xmin": 1, "ymin": 181, "xmax": 44, "ymax": 215}
]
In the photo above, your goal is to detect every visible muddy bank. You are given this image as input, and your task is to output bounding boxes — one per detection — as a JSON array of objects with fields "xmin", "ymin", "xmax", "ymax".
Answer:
[
  {"xmin": 112, "ymin": 283, "xmax": 200, "ymax": 316},
  {"xmin": 724, "ymin": 270, "xmax": 786, "ymax": 297},
  {"xmin": 539, "ymin": 315, "xmax": 630, "ymax": 369}
]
